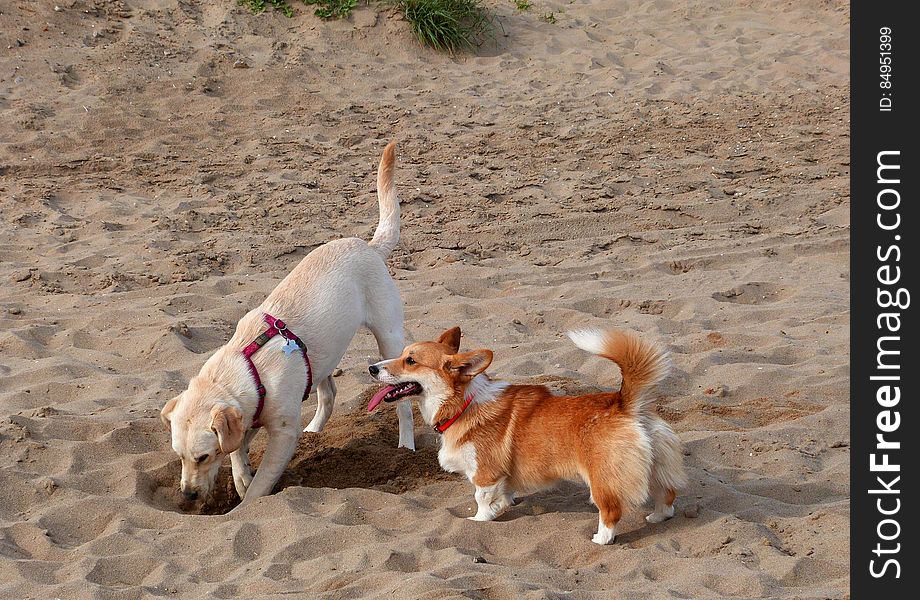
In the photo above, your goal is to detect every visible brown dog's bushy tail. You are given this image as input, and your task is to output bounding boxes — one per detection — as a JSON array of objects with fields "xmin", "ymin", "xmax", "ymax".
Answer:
[
  {"xmin": 567, "ymin": 328, "xmax": 669, "ymax": 414},
  {"xmin": 369, "ymin": 141, "xmax": 400, "ymax": 259}
]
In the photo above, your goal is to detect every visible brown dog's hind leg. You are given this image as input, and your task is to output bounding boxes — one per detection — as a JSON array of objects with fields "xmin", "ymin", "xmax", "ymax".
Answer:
[
  {"xmin": 590, "ymin": 485, "xmax": 623, "ymax": 545},
  {"xmin": 646, "ymin": 485, "xmax": 677, "ymax": 523},
  {"xmin": 645, "ymin": 416, "xmax": 686, "ymax": 523}
]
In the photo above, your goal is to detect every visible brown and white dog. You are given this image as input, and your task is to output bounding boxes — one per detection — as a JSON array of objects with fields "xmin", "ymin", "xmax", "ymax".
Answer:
[
  {"xmin": 161, "ymin": 142, "xmax": 414, "ymax": 508},
  {"xmin": 367, "ymin": 327, "xmax": 686, "ymax": 544}
]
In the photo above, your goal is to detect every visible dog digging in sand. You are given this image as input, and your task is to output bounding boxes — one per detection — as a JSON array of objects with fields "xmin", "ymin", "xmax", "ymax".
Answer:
[
  {"xmin": 161, "ymin": 141, "xmax": 414, "ymax": 507},
  {"xmin": 367, "ymin": 326, "xmax": 687, "ymax": 544}
]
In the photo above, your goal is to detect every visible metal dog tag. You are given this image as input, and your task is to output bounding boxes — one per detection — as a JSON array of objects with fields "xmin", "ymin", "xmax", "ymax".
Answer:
[{"xmin": 281, "ymin": 338, "xmax": 300, "ymax": 356}]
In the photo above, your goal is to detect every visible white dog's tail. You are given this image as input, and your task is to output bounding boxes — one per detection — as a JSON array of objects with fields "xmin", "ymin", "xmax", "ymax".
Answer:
[
  {"xmin": 369, "ymin": 141, "xmax": 400, "ymax": 259},
  {"xmin": 567, "ymin": 328, "xmax": 669, "ymax": 415}
]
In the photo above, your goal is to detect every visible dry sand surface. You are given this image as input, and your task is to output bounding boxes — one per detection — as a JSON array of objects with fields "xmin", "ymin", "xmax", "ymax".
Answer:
[{"xmin": 1, "ymin": 0, "xmax": 850, "ymax": 597}]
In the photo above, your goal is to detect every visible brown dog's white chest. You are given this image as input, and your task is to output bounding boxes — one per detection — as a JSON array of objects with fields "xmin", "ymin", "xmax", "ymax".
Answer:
[{"xmin": 438, "ymin": 440, "xmax": 478, "ymax": 481}]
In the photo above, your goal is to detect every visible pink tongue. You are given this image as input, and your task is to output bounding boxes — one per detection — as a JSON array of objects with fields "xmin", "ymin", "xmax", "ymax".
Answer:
[{"xmin": 368, "ymin": 385, "xmax": 398, "ymax": 412}]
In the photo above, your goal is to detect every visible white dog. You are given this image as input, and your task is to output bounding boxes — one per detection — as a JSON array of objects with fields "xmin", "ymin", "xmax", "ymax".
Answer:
[{"xmin": 161, "ymin": 142, "xmax": 413, "ymax": 506}]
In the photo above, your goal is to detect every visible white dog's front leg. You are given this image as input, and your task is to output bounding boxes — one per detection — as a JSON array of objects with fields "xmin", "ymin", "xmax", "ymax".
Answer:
[
  {"xmin": 237, "ymin": 427, "xmax": 299, "ymax": 504},
  {"xmin": 396, "ymin": 400, "xmax": 415, "ymax": 451},
  {"xmin": 304, "ymin": 376, "xmax": 336, "ymax": 433},
  {"xmin": 368, "ymin": 321, "xmax": 413, "ymax": 451},
  {"xmin": 230, "ymin": 428, "xmax": 258, "ymax": 499}
]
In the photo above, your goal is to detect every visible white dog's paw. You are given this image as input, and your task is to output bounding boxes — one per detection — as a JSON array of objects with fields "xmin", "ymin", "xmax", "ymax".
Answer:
[
  {"xmin": 234, "ymin": 482, "xmax": 249, "ymax": 500},
  {"xmin": 645, "ymin": 505, "xmax": 675, "ymax": 523},
  {"xmin": 303, "ymin": 421, "xmax": 323, "ymax": 433},
  {"xmin": 233, "ymin": 473, "xmax": 253, "ymax": 499}
]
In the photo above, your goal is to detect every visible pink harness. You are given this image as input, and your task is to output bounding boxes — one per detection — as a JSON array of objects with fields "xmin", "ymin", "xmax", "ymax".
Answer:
[{"xmin": 242, "ymin": 313, "xmax": 313, "ymax": 428}]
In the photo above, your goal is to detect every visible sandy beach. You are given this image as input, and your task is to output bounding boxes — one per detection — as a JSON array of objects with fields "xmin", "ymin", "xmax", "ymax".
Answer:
[{"xmin": 1, "ymin": 0, "xmax": 850, "ymax": 597}]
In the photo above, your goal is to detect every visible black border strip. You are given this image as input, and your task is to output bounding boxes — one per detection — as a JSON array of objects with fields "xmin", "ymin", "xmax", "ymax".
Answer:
[{"xmin": 851, "ymin": 2, "xmax": 917, "ymax": 596}]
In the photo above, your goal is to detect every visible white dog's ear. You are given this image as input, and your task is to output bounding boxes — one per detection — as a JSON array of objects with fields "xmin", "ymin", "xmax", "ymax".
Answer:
[
  {"xmin": 209, "ymin": 404, "xmax": 244, "ymax": 454},
  {"xmin": 160, "ymin": 395, "xmax": 180, "ymax": 431},
  {"xmin": 437, "ymin": 327, "xmax": 462, "ymax": 353},
  {"xmin": 449, "ymin": 349, "xmax": 492, "ymax": 379}
]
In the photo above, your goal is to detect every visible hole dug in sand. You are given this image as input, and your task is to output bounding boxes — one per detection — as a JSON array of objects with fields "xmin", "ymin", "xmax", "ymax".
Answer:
[
  {"xmin": 712, "ymin": 282, "xmax": 787, "ymax": 305},
  {"xmin": 142, "ymin": 389, "xmax": 453, "ymax": 515}
]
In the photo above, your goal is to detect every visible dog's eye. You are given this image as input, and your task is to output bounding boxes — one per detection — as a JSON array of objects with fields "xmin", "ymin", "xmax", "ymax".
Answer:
[
  {"xmin": 406, "ymin": 356, "xmax": 416, "ymax": 365},
  {"xmin": 196, "ymin": 454, "xmax": 209, "ymax": 464}
]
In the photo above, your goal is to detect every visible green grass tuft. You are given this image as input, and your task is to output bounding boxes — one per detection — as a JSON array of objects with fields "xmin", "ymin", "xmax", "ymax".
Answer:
[
  {"xmin": 305, "ymin": 0, "xmax": 358, "ymax": 19},
  {"xmin": 514, "ymin": 0, "xmax": 531, "ymax": 11},
  {"xmin": 238, "ymin": 0, "xmax": 296, "ymax": 17},
  {"xmin": 393, "ymin": 0, "xmax": 494, "ymax": 53},
  {"xmin": 238, "ymin": 0, "xmax": 493, "ymax": 53},
  {"xmin": 238, "ymin": 0, "xmax": 356, "ymax": 18}
]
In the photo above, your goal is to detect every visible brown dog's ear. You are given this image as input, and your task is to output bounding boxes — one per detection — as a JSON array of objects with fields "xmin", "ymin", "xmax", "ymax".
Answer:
[
  {"xmin": 209, "ymin": 404, "xmax": 244, "ymax": 454},
  {"xmin": 449, "ymin": 349, "xmax": 493, "ymax": 379},
  {"xmin": 160, "ymin": 395, "xmax": 180, "ymax": 431},
  {"xmin": 437, "ymin": 327, "xmax": 462, "ymax": 353}
]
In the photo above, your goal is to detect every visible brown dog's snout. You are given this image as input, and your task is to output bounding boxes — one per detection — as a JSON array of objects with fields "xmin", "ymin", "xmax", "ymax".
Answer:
[
  {"xmin": 368, "ymin": 364, "xmax": 380, "ymax": 376},
  {"xmin": 182, "ymin": 488, "xmax": 199, "ymax": 502}
]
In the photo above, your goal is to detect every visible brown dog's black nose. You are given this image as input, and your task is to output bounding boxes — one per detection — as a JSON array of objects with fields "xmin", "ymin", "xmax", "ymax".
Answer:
[
  {"xmin": 183, "ymin": 489, "xmax": 199, "ymax": 502},
  {"xmin": 368, "ymin": 364, "xmax": 379, "ymax": 376}
]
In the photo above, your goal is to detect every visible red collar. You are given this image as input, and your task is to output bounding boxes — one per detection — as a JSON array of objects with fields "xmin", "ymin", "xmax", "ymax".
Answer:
[
  {"xmin": 241, "ymin": 313, "xmax": 313, "ymax": 428},
  {"xmin": 434, "ymin": 392, "xmax": 474, "ymax": 434}
]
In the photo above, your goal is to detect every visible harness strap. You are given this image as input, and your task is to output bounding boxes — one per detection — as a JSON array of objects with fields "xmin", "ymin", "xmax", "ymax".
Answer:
[{"xmin": 242, "ymin": 313, "xmax": 313, "ymax": 428}]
